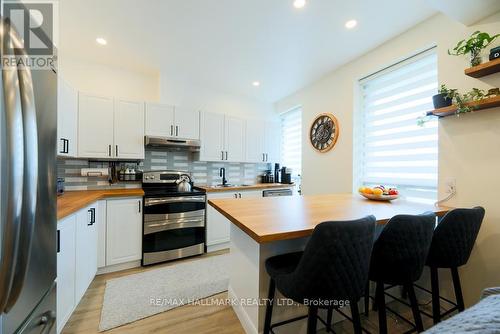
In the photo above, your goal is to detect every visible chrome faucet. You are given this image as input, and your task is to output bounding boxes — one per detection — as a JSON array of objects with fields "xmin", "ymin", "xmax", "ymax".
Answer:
[{"xmin": 220, "ymin": 168, "xmax": 228, "ymax": 186}]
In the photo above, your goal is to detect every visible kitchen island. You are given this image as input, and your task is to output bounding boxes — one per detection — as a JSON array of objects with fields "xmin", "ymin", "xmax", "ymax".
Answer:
[{"xmin": 208, "ymin": 193, "xmax": 451, "ymax": 334}]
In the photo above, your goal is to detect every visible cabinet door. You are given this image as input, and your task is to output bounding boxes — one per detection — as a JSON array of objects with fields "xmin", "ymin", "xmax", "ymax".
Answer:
[
  {"xmin": 75, "ymin": 204, "xmax": 98, "ymax": 302},
  {"xmin": 224, "ymin": 116, "xmax": 245, "ymax": 162},
  {"xmin": 97, "ymin": 200, "xmax": 107, "ymax": 268},
  {"xmin": 206, "ymin": 193, "xmax": 233, "ymax": 246},
  {"xmin": 57, "ymin": 79, "xmax": 78, "ymax": 157},
  {"xmin": 78, "ymin": 93, "xmax": 114, "ymax": 158},
  {"xmin": 114, "ymin": 99, "xmax": 145, "ymax": 159},
  {"xmin": 56, "ymin": 215, "xmax": 76, "ymax": 333},
  {"xmin": 174, "ymin": 107, "xmax": 200, "ymax": 139},
  {"xmin": 145, "ymin": 103, "xmax": 175, "ymax": 137},
  {"xmin": 239, "ymin": 190, "xmax": 263, "ymax": 198},
  {"xmin": 106, "ymin": 198, "xmax": 142, "ymax": 266},
  {"xmin": 265, "ymin": 121, "xmax": 281, "ymax": 164},
  {"xmin": 245, "ymin": 119, "xmax": 265, "ymax": 163},
  {"xmin": 200, "ymin": 112, "xmax": 225, "ymax": 161}
]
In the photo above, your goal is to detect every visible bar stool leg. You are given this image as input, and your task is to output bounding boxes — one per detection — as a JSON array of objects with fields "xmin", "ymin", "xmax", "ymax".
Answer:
[
  {"xmin": 430, "ymin": 266, "xmax": 441, "ymax": 324},
  {"xmin": 350, "ymin": 300, "xmax": 362, "ymax": 334},
  {"xmin": 263, "ymin": 279, "xmax": 275, "ymax": 334},
  {"xmin": 364, "ymin": 281, "xmax": 370, "ymax": 316},
  {"xmin": 326, "ymin": 307, "xmax": 333, "ymax": 332},
  {"xmin": 451, "ymin": 267, "xmax": 465, "ymax": 312},
  {"xmin": 375, "ymin": 281, "xmax": 387, "ymax": 334},
  {"xmin": 406, "ymin": 283, "xmax": 424, "ymax": 332},
  {"xmin": 307, "ymin": 306, "xmax": 318, "ymax": 334}
]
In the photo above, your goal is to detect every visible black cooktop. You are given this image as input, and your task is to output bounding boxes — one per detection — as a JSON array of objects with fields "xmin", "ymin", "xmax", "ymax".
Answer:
[{"xmin": 142, "ymin": 183, "xmax": 206, "ymax": 197}]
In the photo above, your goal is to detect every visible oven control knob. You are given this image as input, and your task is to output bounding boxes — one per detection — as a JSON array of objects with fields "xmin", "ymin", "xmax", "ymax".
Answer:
[
  {"xmin": 151, "ymin": 175, "xmax": 155, "ymax": 179},
  {"xmin": 145, "ymin": 176, "xmax": 150, "ymax": 180}
]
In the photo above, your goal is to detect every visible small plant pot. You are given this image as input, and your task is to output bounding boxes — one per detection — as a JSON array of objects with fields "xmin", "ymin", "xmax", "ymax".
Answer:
[
  {"xmin": 470, "ymin": 50, "xmax": 483, "ymax": 67},
  {"xmin": 432, "ymin": 93, "xmax": 452, "ymax": 109}
]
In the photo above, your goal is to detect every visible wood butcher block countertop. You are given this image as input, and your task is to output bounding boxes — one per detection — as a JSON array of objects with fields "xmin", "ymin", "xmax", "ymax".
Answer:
[
  {"xmin": 197, "ymin": 183, "xmax": 295, "ymax": 193},
  {"xmin": 57, "ymin": 189, "xmax": 144, "ymax": 220},
  {"xmin": 208, "ymin": 193, "xmax": 452, "ymax": 243}
]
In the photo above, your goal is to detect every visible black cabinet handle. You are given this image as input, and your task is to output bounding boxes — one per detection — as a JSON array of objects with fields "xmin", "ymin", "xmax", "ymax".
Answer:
[
  {"xmin": 262, "ymin": 153, "xmax": 265, "ymax": 162},
  {"xmin": 56, "ymin": 230, "xmax": 60, "ymax": 253},
  {"xmin": 170, "ymin": 125, "xmax": 173, "ymax": 136},
  {"xmin": 115, "ymin": 145, "xmax": 118, "ymax": 157},
  {"xmin": 225, "ymin": 151, "xmax": 228, "ymax": 160},
  {"xmin": 59, "ymin": 138, "xmax": 69, "ymax": 154},
  {"xmin": 138, "ymin": 200, "xmax": 141, "ymax": 213},
  {"xmin": 88, "ymin": 208, "xmax": 96, "ymax": 226},
  {"xmin": 234, "ymin": 193, "xmax": 237, "ymax": 198},
  {"xmin": 108, "ymin": 145, "xmax": 111, "ymax": 157},
  {"xmin": 176, "ymin": 126, "xmax": 179, "ymax": 136},
  {"xmin": 65, "ymin": 139, "xmax": 69, "ymax": 153},
  {"xmin": 221, "ymin": 151, "xmax": 224, "ymax": 160},
  {"xmin": 238, "ymin": 193, "xmax": 241, "ymax": 198}
]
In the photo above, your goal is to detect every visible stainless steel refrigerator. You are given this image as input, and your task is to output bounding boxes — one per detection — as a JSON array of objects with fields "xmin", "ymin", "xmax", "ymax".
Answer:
[{"xmin": 0, "ymin": 16, "xmax": 57, "ymax": 334}]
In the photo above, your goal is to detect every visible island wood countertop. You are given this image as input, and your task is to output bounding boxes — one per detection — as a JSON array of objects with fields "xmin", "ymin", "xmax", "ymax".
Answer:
[
  {"xmin": 208, "ymin": 193, "xmax": 452, "ymax": 243},
  {"xmin": 57, "ymin": 189, "xmax": 144, "ymax": 220},
  {"xmin": 197, "ymin": 183, "xmax": 294, "ymax": 193}
]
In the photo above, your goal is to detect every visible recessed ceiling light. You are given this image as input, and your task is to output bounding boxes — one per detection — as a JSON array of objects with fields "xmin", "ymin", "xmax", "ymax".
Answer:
[
  {"xmin": 96, "ymin": 37, "xmax": 107, "ymax": 45},
  {"xmin": 345, "ymin": 20, "xmax": 357, "ymax": 29},
  {"xmin": 293, "ymin": 0, "xmax": 306, "ymax": 9},
  {"xmin": 252, "ymin": 81, "xmax": 260, "ymax": 87}
]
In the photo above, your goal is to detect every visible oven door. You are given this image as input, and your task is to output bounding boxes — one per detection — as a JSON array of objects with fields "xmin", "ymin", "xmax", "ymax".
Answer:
[{"xmin": 142, "ymin": 195, "xmax": 206, "ymax": 265}]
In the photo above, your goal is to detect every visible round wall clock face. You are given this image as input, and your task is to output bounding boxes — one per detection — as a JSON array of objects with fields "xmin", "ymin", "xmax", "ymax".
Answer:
[{"xmin": 309, "ymin": 113, "xmax": 339, "ymax": 153}]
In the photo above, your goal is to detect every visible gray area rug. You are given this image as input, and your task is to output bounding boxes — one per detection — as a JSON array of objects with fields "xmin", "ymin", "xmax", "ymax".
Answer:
[{"xmin": 99, "ymin": 254, "xmax": 229, "ymax": 331}]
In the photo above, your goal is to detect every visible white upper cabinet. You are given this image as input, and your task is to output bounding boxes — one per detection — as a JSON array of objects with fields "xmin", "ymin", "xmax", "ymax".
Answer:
[
  {"xmin": 145, "ymin": 103, "xmax": 199, "ymax": 140},
  {"xmin": 200, "ymin": 111, "xmax": 225, "ymax": 161},
  {"xmin": 57, "ymin": 78, "xmax": 78, "ymax": 157},
  {"xmin": 245, "ymin": 119, "xmax": 266, "ymax": 163},
  {"xmin": 264, "ymin": 121, "xmax": 281, "ymax": 164},
  {"xmin": 174, "ymin": 107, "xmax": 200, "ymax": 139},
  {"xmin": 224, "ymin": 116, "xmax": 245, "ymax": 162},
  {"xmin": 144, "ymin": 103, "xmax": 175, "ymax": 137},
  {"xmin": 114, "ymin": 99, "xmax": 145, "ymax": 159},
  {"xmin": 200, "ymin": 112, "xmax": 246, "ymax": 162},
  {"xmin": 78, "ymin": 93, "xmax": 114, "ymax": 158}
]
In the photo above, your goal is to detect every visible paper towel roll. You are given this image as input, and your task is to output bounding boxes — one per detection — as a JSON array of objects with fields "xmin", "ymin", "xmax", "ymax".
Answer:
[{"xmin": 81, "ymin": 168, "xmax": 109, "ymax": 177}]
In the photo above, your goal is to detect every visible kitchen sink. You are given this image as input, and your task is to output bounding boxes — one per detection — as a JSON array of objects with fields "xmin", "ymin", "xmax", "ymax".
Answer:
[{"xmin": 211, "ymin": 184, "xmax": 250, "ymax": 188}]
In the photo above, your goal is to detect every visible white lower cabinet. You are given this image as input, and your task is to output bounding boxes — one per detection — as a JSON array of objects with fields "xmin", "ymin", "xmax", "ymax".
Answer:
[
  {"xmin": 56, "ymin": 215, "xmax": 77, "ymax": 334},
  {"xmin": 106, "ymin": 198, "xmax": 143, "ymax": 266},
  {"xmin": 75, "ymin": 204, "xmax": 98, "ymax": 301},
  {"xmin": 206, "ymin": 190, "xmax": 264, "ymax": 248}
]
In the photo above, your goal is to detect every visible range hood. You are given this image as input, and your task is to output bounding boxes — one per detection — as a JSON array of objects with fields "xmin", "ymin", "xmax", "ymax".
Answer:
[{"xmin": 144, "ymin": 136, "xmax": 201, "ymax": 152}]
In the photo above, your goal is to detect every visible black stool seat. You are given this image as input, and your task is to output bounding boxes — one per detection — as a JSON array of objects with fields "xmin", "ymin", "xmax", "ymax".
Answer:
[
  {"xmin": 265, "ymin": 251, "xmax": 303, "ymax": 278},
  {"xmin": 263, "ymin": 216, "xmax": 376, "ymax": 334},
  {"xmin": 367, "ymin": 213, "xmax": 436, "ymax": 333},
  {"xmin": 417, "ymin": 207, "xmax": 485, "ymax": 325}
]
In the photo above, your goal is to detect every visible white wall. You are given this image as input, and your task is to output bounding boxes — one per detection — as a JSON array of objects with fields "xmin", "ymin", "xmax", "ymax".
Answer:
[
  {"xmin": 59, "ymin": 57, "xmax": 160, "ymax": 101},
  {"xmin": 275, "ymin": 12, "xmax": 500, "ymax": 306},
  {"xmin": 160, "ymin": 75, "xmax": 276, "ymax": 120}
]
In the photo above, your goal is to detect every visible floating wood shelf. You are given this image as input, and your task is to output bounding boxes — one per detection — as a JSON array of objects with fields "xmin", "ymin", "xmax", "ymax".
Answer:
[
  {"xmin": 464, "ymin": 58, "xmax": 500, "ymax": 78},
  {"xmin": 426, "ymin": 95, "xmax": 500, "ymax": 117}
]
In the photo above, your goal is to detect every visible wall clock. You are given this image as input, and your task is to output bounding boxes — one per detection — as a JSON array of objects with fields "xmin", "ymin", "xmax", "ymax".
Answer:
[{"xmin": 309, "ymin": 113, "xmax": 339, "ymax": 153}]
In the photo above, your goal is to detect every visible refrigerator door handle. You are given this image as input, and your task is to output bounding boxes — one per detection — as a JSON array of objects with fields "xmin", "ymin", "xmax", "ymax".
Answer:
[
  {"xmin": 0, "ymin": 18, "xmax": 26, "ymax": 314},
  {"xmin": 3, "ymin": 19, "xmax": 40, "ymax": 312}
]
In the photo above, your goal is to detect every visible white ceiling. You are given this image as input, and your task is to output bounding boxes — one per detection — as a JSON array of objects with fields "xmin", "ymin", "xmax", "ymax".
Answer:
[{"xmin": 60, "ymin": 0, "xmax": 437, "ymax": 103}]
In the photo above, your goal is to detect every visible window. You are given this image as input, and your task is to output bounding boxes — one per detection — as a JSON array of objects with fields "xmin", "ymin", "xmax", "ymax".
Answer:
[
  {"xmin": 280, "ymin": 107, "xmax": 302, "ymax": 179},
  {"xmin": 357, "ymin": 48, "xmax": 438, "ymax": 203}
]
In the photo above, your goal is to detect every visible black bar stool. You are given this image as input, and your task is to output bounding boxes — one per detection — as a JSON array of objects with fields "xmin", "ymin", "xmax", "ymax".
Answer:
[
  {"xmin": 263, "ymin": 216, "xmax": 376, "ymax": 334},
  {"xmin": 367, "ymin": 213, "xmax": 436, "ymax": 333},
  {"xmin": 415, "ymin": 207, "xmax": 485, "ymax": 324}
]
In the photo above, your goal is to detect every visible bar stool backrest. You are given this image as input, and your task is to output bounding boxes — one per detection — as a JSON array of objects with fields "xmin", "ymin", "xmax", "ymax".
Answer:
[
  {"xmin": 276, "ymin": 216, "xmax": 376, "ymax": 304},
  {"xmin": 427, "ymin": 207, "xmax": 485, "ymax": 268}
]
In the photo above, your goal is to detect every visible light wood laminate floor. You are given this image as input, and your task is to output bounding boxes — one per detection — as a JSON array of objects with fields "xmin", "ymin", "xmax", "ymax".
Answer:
[{"xmin": 63, "ymin": 250, "xmax": 439, "ymax": 334}]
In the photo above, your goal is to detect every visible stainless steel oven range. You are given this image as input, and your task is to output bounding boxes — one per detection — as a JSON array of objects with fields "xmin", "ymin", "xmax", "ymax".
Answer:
[{"xmin": 142, "ymin": 171, "xmax": 206, "ymax": 266}]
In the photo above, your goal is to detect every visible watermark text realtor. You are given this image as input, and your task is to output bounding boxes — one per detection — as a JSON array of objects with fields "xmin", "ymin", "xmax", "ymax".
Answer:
[{"xmin": 1, "ymin": 1, "xmax": 58, "ymax": 70}]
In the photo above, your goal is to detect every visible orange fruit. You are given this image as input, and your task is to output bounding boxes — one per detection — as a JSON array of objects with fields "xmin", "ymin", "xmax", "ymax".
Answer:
[{"xmin": 364, "ymin": 187, "xmax": 373, "ymax": 194}]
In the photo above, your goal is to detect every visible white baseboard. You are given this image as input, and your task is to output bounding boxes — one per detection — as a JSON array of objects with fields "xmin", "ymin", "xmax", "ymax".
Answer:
[
  {"xmin": 228, "ymin": 286, "xmax": 258, "ymax": 334},
  {"xmin": 96, "ymin": 260, "xmax": 141, "ymax": 275},
  {"xmin": 207, "ymin": 242, "xmax": 230, "ymax": 253}
]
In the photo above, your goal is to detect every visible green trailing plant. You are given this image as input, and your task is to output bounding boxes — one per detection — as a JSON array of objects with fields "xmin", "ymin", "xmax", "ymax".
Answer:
[
  {"xmin": 417, "ymin": 86, "xmax": 487, "ymax": 126},
  {"xmin": 448, "ymin": 31, "xmax": 500, "ymax": 66}
]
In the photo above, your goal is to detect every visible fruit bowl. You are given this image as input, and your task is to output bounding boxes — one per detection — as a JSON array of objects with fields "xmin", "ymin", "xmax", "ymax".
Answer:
[
  {"xmin": 358, "ymin": 186, "xmax": 399, "ymax": 201},
  {"xmin": 359, "ymin": 192, "xmax": 399, "ymax": 201}
]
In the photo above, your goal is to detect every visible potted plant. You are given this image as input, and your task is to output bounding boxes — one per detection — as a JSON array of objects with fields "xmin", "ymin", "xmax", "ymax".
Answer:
[
  {"xmin": 448, "ymin": 31, "xmax": 500, "ymax": 67},
  {"xmin": 432, "ymin": 84, "xmax": 454, "ymax": 109}
]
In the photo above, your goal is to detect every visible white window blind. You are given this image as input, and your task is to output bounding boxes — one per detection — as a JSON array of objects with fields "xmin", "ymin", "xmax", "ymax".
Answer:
[
  {"xmin": 358, "ymin": 49, "xmax": 438, "ymax": 203},
  {"xmin": 280, "ymin": 107, "xmax": 302, "ymax": 177}
]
